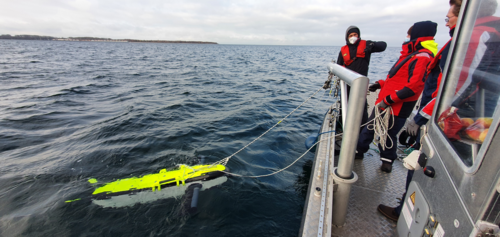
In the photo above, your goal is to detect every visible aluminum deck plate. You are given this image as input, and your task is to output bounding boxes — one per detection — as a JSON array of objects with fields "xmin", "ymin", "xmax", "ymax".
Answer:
[
  {"xmin": 330, "ymin": 147, "xmax": 407, "ymax": 237},
  {"xmin": 331, "ymin": 87, "xmax": 407, "ymax": 236}
]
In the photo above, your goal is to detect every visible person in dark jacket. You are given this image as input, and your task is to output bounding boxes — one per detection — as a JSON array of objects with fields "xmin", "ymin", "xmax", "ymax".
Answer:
[
  {"xmin": 337, "ymin": 26, "xmax": 387, "ymax": 77},
  {"xmin": 337, "ymin": 26, "xmax": 387, "ymax": 126},
  {"xmin": 405, "ymin": 0, "xmax": 461, "ymax": 142},
  {"xmin": 449, "ymin": 0, "xmax": 500, "ymax": 119},
  {"xmin": 356, "ymin": 21, "xmax": 438, "ymax": 173},
  {"xmin": 417, "ymin": 0, "xmax": 500, "ymax": 129},
  {"xmin": 377, "ymin": 0, "xmax": 462, "ymax": 222}
]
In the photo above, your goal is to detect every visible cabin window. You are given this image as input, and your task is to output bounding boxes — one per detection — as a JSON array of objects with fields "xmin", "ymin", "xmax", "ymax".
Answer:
[{"xmin": 435, "ymin": 0, "xmax": 500, "ymax": 167}]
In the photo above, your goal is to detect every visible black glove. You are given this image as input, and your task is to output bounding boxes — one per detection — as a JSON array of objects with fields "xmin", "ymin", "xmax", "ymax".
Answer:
[
  {"xmin": 364, "ymin": 42, "xmax": 375, "ymax": 53},
  {"xmin": 368, "ymin": 82, "xmax": 381, "ymax": 92}
]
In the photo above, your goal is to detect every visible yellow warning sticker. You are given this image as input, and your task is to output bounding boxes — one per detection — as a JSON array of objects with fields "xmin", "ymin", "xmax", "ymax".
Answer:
[{"xmin": 410, "ymin": 192, "xmax": 416, "ymax": 205}]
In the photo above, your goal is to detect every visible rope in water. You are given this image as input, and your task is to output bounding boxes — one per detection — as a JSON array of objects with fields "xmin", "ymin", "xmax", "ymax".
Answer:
[
  {"xmin": 212, "ymin": 86, "xmax": 325, "ymax": 167},
  {"xmin": 221, "ymin": 135, "xmax": 337, "ymax": 178},
  {"xmin": 206, "ymin": 78, "xmax": 395, "ymax": 178},
  {"xmin": 219, "ymin": 108, "xmax": 393, "ymax": 178}
]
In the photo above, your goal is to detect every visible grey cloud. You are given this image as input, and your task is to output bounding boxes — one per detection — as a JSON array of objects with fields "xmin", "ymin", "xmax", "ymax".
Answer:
[{"xmin": 0, "ymin": 0, "xmax": 452, "ymax": 46}]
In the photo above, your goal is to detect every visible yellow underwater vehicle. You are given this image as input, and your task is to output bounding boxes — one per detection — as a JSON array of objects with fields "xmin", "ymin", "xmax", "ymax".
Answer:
[{"xmin": 70, "ymin": 159, "xmax": 228, "ymax": 209}]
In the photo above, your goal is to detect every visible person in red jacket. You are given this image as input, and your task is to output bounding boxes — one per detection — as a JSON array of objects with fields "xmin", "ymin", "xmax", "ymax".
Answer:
[
  {"xmin": 378, "ymin": 0, "xmax": 463, "ymax": 222},
  {"xmin": 337, "ymin": 26, "xmax": 387, "ymax": 77},
  {"xmin": 404, "ymin": 4, "xmax": 458, "ymax": 145},
  {"xmin": 421, "ymin": 0, "xmax": 500, "ymax": 127},
  {"xmin": 356, "ymin": 21, "xmax": 438, "ymax": 173},
  {"xmin": 337, "ymin": 26, "xmax": 387, "ymax": 125}
]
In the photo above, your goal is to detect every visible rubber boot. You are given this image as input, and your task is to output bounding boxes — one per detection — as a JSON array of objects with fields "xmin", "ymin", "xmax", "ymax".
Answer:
[{"xmin": 380, "ymin": 158, "xmax": 393, "ymax": 173}]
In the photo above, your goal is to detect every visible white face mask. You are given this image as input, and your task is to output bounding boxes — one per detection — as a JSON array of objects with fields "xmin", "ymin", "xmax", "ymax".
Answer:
[
  {"xmin": 348, "ymin": 36, "xmax": 358, "ymax": 44},
  {"xmin": 404, "ymin": 37, "xmax": 411, "ymax": 43}
]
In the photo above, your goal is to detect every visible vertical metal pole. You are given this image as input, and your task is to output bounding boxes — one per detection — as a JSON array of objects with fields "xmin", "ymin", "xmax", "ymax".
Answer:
[
  {"xmin": 340, "ymin": 81, "xmax": 348, "ymax": 127},
  {"xmin": 336, "ymin": 77, "xmax": 368, "ymax": 177},
  {"xmin": 331, "ymin": 76, "xmax": 368, "ymax": 227},
  {"xmin": 327, "ymin": 62, "xmax": 369, "ymax": 226}
]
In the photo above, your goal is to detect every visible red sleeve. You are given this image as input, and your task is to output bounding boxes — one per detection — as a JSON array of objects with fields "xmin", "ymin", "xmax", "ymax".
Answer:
[
  {"xmin": 378, "ymin": 79, "xmax": 386, "ymax": 88},
  {"xmin": 383, "ymin": 53, "xmax": 432, "ymax": 105},
  {"xmin": 419, "ymin": 98, "xmax": 435, "ymax": 120}
]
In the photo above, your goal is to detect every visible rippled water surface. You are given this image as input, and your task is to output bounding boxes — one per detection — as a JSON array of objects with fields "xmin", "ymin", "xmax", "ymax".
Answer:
[{"xmin": 0, "ymin": 40, "xmax": 399, "ymax": 236}]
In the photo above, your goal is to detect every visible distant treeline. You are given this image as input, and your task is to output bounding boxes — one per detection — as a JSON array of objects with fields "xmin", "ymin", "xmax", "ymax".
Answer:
[
  {"xmin": 125, "ymin": 39, "xmax": 217, "ymax": 44},
  {"xmin": 0, "ymin": 34, "xmax": 55, "ymax": 40},
  {"xmin": 0, "ymin": 34, "xmax": 218, "ymax": 44}
]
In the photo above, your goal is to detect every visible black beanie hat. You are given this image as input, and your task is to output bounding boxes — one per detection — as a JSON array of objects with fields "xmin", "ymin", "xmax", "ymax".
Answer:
[
  {"xmin": 345, "ymin": 26, "xmax": 361, "ymax": 41},
  {"xmin": 410, "ymin": 21, "xmax": 437, "ymax": 40}
]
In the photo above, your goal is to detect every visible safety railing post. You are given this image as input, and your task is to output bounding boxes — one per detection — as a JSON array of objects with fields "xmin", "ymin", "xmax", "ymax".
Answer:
[
  {"xmin": 327, "ymin": 62, "xmax": 369, "ymax": 227},
  {"xmin": 340, "ymin": 80, "xmax": 348, "ymax": 127}
]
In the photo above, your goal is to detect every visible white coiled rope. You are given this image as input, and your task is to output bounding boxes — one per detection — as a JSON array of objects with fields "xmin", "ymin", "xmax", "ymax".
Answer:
[{"xmin": 367, "ymin": 106, "xmax": 394, "ymax": 151}]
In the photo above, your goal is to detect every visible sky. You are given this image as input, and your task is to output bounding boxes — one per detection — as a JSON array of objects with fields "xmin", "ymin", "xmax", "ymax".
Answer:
[{"xmin": 0, "ymin": 0, "xmax": 455, "ymax": 47}]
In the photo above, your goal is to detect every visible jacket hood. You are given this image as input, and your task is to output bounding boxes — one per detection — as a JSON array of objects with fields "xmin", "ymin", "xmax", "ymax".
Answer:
[
  {"xmin": 401, "ymin": 36, "xmax": 436, "ymax": 56},
  {"xmin": 345, "ymin": 25, "xmax": 360, "ymax": 42},
  {"xmin": 410, "ymin": 21, "xmax": 437, "ymax": 40}
]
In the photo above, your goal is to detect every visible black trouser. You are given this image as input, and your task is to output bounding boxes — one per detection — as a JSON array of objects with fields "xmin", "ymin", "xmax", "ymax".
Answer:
[{"xmin": 356, "ymin": 109, "xmax": 407, "ymax": 164}]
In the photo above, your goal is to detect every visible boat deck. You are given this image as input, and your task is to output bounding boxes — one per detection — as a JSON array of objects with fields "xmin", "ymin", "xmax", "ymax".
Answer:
[
  {"xmin": 300, "ymin": 92, "xmax": 408, "ymax": 237},
  {"xmin": 331, "ymin": 147, "xmax": 406, "ymax": 237}
]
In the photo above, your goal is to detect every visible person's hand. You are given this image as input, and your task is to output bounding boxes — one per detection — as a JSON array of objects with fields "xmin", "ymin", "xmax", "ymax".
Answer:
[
  {"xmin": 406, "ymin": 119, "xmax": 420, "ymax": 136},
  {"xmin": 375, "ymin": 101, "xmax": 389, "ymax": 112},
  {"xmin": 368, "ymin": 82, "xmax": 381, "ymax": 92},
  {"xmin": 364, "ymin": 42, "xmax": 375, "ymax": 53}
]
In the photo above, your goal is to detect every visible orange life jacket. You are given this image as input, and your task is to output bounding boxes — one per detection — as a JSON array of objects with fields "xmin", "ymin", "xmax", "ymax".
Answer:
[{"xmin": 340, "ymin": 40, "xmax": 367, "ymax": 66}]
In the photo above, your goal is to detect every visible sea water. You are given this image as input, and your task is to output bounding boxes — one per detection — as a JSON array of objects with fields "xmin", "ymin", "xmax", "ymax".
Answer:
[{"xmin": 0, "ymin": 40, "xmax": 399, "ymax": 236}]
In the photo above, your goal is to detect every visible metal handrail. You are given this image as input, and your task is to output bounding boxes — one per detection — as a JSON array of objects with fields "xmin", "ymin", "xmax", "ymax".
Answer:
[
  {"xmin": 327, "ymin": 62, "xmax": 369, "ymax": 177},
  {"xmin": 327, "ymin": 62, "xmax": 369, "ymax": 226}
]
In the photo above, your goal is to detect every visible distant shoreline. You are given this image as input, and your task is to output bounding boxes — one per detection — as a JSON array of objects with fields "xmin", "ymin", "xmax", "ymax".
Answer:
[{"xmin": 0, "ymin": 34, "xmax": 218, "ymax": 44}]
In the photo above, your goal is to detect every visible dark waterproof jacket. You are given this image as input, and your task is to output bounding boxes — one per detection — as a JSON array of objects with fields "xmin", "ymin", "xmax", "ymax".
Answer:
[
  {"xmin": 421, "ymin": 16, "xmax": 500, "ymax": 119},
  {"xmin": 414, "ymin": 27, "xmax": 454, "ymax": 125},
  {"xmin": 336, "ymin": 26, "xmax": 387, "ymax": 76}
]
